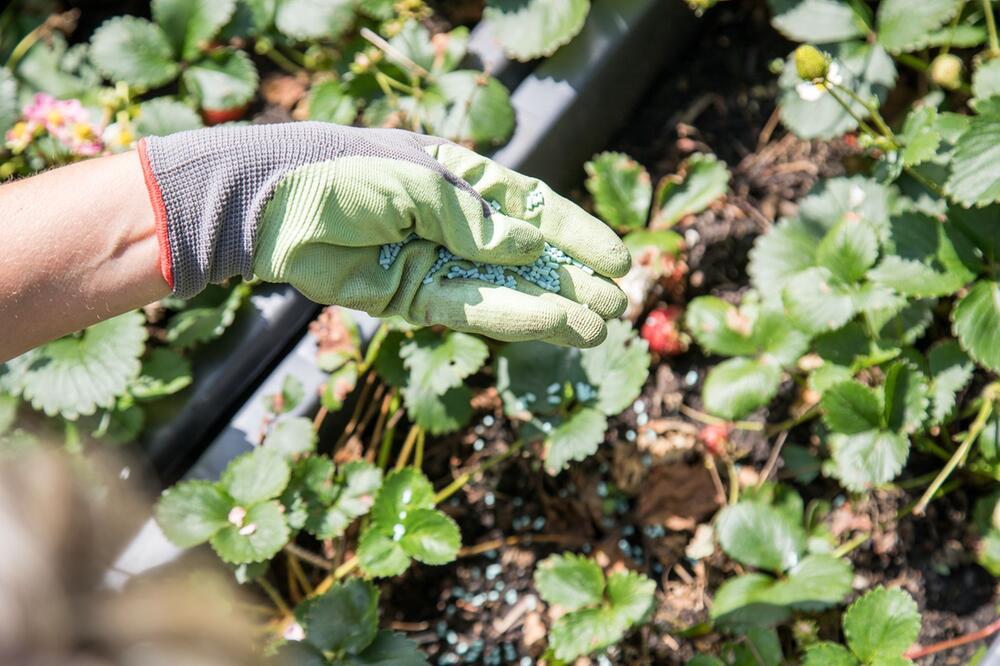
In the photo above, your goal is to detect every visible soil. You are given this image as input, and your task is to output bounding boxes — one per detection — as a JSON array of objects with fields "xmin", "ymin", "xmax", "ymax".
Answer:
[{"xmin": 367, "ymin": 2, "xmax": 1000, "ymax": 664}]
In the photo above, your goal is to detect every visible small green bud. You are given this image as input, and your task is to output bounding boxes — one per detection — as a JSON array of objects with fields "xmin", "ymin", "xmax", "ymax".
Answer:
[
  {"xmin": 794, "ymin": 45, "xmax": 829, "ymax": 81},
  {"xmin": 930, "ymin": 53, "xmax": 963, "ymax": 90}
]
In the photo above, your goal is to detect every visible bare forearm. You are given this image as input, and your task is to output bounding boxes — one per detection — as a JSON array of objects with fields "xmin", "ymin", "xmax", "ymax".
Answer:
[{"xmin": 0, "ymin": 151, "xmax": 168, "ymax": 362}]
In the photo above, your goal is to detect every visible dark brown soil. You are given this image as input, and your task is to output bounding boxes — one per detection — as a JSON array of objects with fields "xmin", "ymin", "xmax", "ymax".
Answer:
[{"xmin": 373, "ymin": 1, "xmax": 1000, "ymax": 664}]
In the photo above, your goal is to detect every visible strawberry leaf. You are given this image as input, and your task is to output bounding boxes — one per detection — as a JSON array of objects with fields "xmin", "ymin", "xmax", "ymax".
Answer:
[
  {"xmin": 783, "ymin": 267, "xmax": 861, "ymax": 334},
  {"xmin": 802, "ymin": 643, "xmax": 859, "ymax": 666},
  {"xmin": 221, "ymin": 447, "xmax": 291, "ymax": 505},
  {"xmin": 828, "ymin": 430, "xmax": 909, "ymax": 491},
  {"xmin": 579, "ymin": 319, "xmax": 650, "ymax": 416},
  {"xmin": 868, "ymin": 212, "xmax": 976, "ymax": 297},
  {"xmin": 265, "ymin": 416, "xmax": 318, "ymax": 458},
  {"xmin": 652, "ymin": 153, "xmax": 730, "ymax": 227},
  {"xmin": 945, "ymin": 108, "xmax": 1000, "ymax": 206},
  {"xmin": 543, "ymin": 407, "xmax": 608, "ymax": 474},
  {"xmin": 4, "ymin": 311, "xmax": 147, "ymax": 420},
  {"xmin": 482, "ymin": 0, "xmax": 590, "ymax": 61},
  {"xmin": 702, "ymin": 356, "xmax": 782, "ymax": 420},
  {"xmin": 534, "ymin": 552, "xmax": 605, "ymax": 611},
  {"xmin": 843, "ymin": 587, "xmax": 920, "ymax": 663},
  {"xmin": 768, "ymin": 0, "xmax": 865, "ymax": 42},
  {"xmin": 130, "ymin": 348, "xmax": 193, "ymax": 399},
  {"xmin": 927, "ymin": 340, "xmax": 974, "ymax": 424},
  {"xmin": 155, "ymin": 480, "xmax": 233, "ymax": 548},
  {"xmin": 716, "ymin": 501, "xmax": 806, "ymax": 573},
  {"xmin": 303, "ymin": 579, "xmax": 378, "ymax": 655},
  {"xmin": 710, "ymin": 573, "xmax": 792, "ymax": 628},
  {"xmin": 816, "ymin": 217, "xmax": 879, "ymax": 283},
  {"xmin": 275, "ymin": 0, "xmax": 355, "ymax": 40},
  {"xmin": 371, "ymin": 468, "xmax": 435, "ymax": 527},
  {"xmin": 876, "ymin": 0, "xmax": 963, "ymax": 53},
  {"xmin": 766, "ymin": 553, "xmax": 852, "ymax": 610},
  {"xmin": 685, "ymin": 297, "xmax": 760, "ymax": 358},
  {"xmin": 90, "ymin": 16, "xmax": 179, "ymax": 88},
  {"xmin": 343, "ymin": 631, "xmax": 430, "ymax": 665},
  {"xmin": 402, "ymin": 330, "xmax": 489, "ymax": 397},
  {"xmin": 166, "ymin": 283, "xmax": 250, "ymax": 349},
  {"xmin": 606, "ymin": 569, "xmax": 656, "ymax": 626},
  {"xmin": 357, "ymin": 530, "xmax": 410, "ymax": 578},
  {"xmin": 152, "ymin": 0, "xmax": 236, "ymax": 62},
  {"xmin": 584, "ymin": 151, "xmax": 652, "ymax": 231},
  {"xmin": 209, "ymin": 500, "xmax": 289, "ymax": 564},
  {"xmin": 182, "ymin": 47, "xmax": 258, "ymax": 110},
  {"xmin": 952, "ymin": 280, "xmax": 1000, "ymax": 373},
  {"xmin": 399, "ymin": 508, "xmax": 461, "ymax": 565}
]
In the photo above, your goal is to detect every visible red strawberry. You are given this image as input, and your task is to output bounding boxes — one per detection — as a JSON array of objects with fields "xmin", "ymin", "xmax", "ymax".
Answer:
[
  {"xmin": 201, "ymin": 104, "xmax": 249, "ymax": 125},
  {"xmin": 699, "ymin": 422, "xmax": 731, "ymax": 457},
  {"xmin": 640, "ymin": 305, "xmax": 687, "ymax": 355}
]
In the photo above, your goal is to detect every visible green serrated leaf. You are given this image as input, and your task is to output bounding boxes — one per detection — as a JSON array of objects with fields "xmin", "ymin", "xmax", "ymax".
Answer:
[
  {"xmin": 816, "ymin": 216, "xmax": 879, "ymax": 283},
  {"xmin": 543, "ymin": 407, "xmax": 607, "ymax": 474},
  {"xmin": 828, "ymin": 430, "xmax": 909, "ymax": 491},
  {"xmin": 342, "ymin": 631, "xmax": 430, "ymax": 665},
  {"xmin": 90, "ymin": 16, "xmax": 178, "ymax": 88},
  {"xmin": 685, "ymin": 297, "xmax": 760, "ymax": 357},
  {"xmin": 221, "ymin": 447, "xmax": 291, "ymax": 505},
  {"xmin": 401, "ymin": 331, "xmax": 489, "ymax": 397},
  {"xmin": 534, "ymin": 552, "xmax": 605, "ymax": 611},
  {"xmin": 322, "ymin": 362, "xmax": 358, "ymax": 413},
  {"xmin": 766, "ymin": 553, "xmax": 852, "ymax": 610},
  {"xmin": 427, "ymin": 70, "xmax": 515, "ymax": 147},
  {"xmin": 182, "ymin": 47, "xmax": 258, "ymax": 110},
  {"xmin": 584, "ymin": 151, "xmax": 652, "ymax": 231},
  {"xmin": 549, "ymin": 607, "xmax": 621, "ymax": 661},
  {"xmin": 820, "ymin": 381, "xmax": 882, "ymax": 435},
  {"xmin": 703, "ymin": 356, "xmax": 782, "ymax": 420},
  {"xmin": 783, "ymin": 267, "xmax": 859, "ymax": 334},
  {"xmin": 210, "ymin": 499, "xmax": 289, "ymax": 564},
  {"xmin": 373, "ymin": 330, "xmax": 409, "ymax": 387},
  {"xmin": 406, "ymin": 385, "xmax": 474, "ymax": 436},
  {"xmin": 953, "ymin": 280, "xmax": 1000, "ymax": 373},
  {"xmin": 400, "ymin": 507, "xmax": 461, "ymax": 565},
  {"xmin": 868, "ymin": 211, "xmax": 976, "ymax": 297},
  {"xmin": 883, "ymin": 361, "xmax": 930, "ymax": 434},
  {"xmin": 928, "ymin": 340, "xmax": 974, "ymax": 424},
  {"xmin": 357, "ymin": 529, "xmax": 410, "ymax": 577},
  {"xmin": 136, "ymin": 98, "xmax": 204, "ymax": 136},
  {"xmin": 15, "ymin": 34, "xmax": 97, "ymax": 99},
  {"xmin": 843, "ymin": 587, "xmax": 921, "ymax": 662},
  {"xmin": 946, "ymin": 109, "xmax": 1000, "ymax": 206},
  {"xmin": 722, "ymin": 628, "xmax": 784, "ymax": 666},
  {"xmin": 899, "ymin": 106, "xmax": 942, "ymax": 167},
  {"xmin": 390, "ymin": 21, "xmax": 468, "ymax": 75},
  {"xmin": 876, "ymin": 0, "xmax": 962, "ymax": 53},
  {"xmin": 652, "ymin": 153, "xmax": 730, "ymax": 227},
  {"xmin": 130, "ymin": 347, "xmax": 192, "ymax": 399},
  {"xmin": 768, "ymin": 0, "xmax": 865, "ymax": 42},
  {"xmin": 309, "ymin": 462, "xmax": 382, "ymax": 539},
  {"xmin": 710, "ymin": 573, "xmax": 791, "ymax": 628},
  {"xmin": 802, "ymin": 643, "xmax": 859, "ymax": 666},
  {"xmin": 749, "ymin": 217, "xmax": 823, "ymax": 297},
  {"xmin": 973, "ymin": 59, "xmax": 1000, "ymax": 103},
  {"xmin": 266, "ymin": 416, "xmax": 318, "ymax": 458},
  {"xmin": 275, "ymin": 0, "xmax": 355, "ymax": 41},
  {"xmin": 606, "ymin": 569, "xmax": 656, "ymax": 626},
  {"xmin": 371, "ymin": 468, "xmax": 435, "ymax": 527},
  {"xmin": 303, "ymin": 579, "xmax": 378, "ymax": 654},
  {"xmin": 779, "ymin": 43, "xmax": 896, "ymax": 140},
  {"xmin": 166, "ymin": 283, "xmax": 249, "ymax": 349},
  {"xmin": 5, "ymin": 311, "xmax": 147, "ymax": 419},
  {"xmin": 152, "ymin": 0, "xmax": 237, "ymax": 61},
  {"xmin": 496, "ymin": 341, "xmax": 581, "ymax": 417},
  {"xmin": 873, "ymin": 299, "xmax": 934, "ymax": 346},
  {"xmin": 155, "ymin": 480, "xmax": 233, "ymax": 547},
  {"xmin": 580, "ymin": 319, "xmax": 650, "ymax": 415},
  {"xmin": 275, "ymin": 640, "xmax": 327, "ymax": 666},
  {"xmin": 800, "ymin": 176, "xmax": 894, "ymax": 240},
  {"xmin": 306, "ymin": 79, "xmax": 357, "ymax": 125},
  {"xmin": 716, "ymin": 502, "xmax": 806, "ymax": 573},
  {"xmin": 483, "ymin": 0, "xmax": 590, "ymax": 61}
]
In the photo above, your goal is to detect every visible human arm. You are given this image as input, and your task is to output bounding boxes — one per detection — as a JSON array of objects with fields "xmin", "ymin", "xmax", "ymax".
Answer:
[{"xmin": 0, "ymin": 151, "xmax": 168, "ymax": 362}]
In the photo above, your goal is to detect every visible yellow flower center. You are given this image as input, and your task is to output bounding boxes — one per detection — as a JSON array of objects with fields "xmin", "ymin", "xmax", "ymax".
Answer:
[
  {"xmin": 47, "ymin": 109, "xmax": 64, "ymax": 126},
  {"xmin": 72, "ymin": 123, "xmax": 95, "ymax": 141}
]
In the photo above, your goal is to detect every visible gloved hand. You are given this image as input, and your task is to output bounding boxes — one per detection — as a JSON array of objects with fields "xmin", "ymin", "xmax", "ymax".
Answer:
[{"xmin": 138, "ymin": 122, "xmax": 630, "ymax": 347}]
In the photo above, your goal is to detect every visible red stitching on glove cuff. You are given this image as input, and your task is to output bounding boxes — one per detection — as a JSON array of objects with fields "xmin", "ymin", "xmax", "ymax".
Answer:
[{"xmin": 137, "ymin": 138, "xmax": 174, "ymax": 290}]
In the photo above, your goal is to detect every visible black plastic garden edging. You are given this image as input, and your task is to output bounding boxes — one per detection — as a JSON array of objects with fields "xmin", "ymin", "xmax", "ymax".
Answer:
[{"xmin": 112, "ymin": 0, "xmax": 698, "ymax": 583}]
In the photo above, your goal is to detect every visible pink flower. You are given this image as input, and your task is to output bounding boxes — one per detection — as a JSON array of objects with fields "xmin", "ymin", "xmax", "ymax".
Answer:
[
  {"xmin": 5, "ymin": 120, "xmax": 40, "ymax": 153},
  {"xmin": 22, "ymin": 93, "xmax": 57, "ymax": 124},
  {"xmin": 63, "ymin": 121, "xmax": 104, "ymax": 156},
  {"xmin": 18, "ymin": 93, "xmax": 105, "ymax": 156}
]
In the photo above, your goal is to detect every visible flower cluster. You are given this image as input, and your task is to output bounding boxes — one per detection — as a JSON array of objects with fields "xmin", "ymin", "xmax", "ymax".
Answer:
[{"xmin": 3, "ymin": 93, "xmax": 134, "ymax": 158}]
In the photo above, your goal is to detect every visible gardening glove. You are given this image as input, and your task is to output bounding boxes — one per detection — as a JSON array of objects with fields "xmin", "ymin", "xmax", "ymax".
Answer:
[{"xmin": 138, "ymin": 122, "xmax": 630, "ymax": 347}]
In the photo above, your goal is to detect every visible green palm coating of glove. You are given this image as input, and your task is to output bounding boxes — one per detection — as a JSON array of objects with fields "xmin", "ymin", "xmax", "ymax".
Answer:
[{"xmin": 253, "ymin": 141, "xmax": 630, "ymax": 347}]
